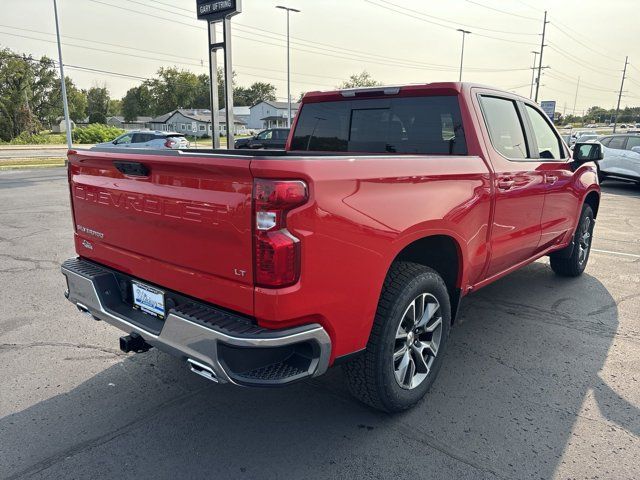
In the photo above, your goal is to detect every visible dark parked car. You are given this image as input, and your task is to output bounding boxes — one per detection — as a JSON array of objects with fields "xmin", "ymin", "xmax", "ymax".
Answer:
[{"xmin": 234, "ymin": 128, "xmax": 290, "ymax": 149}]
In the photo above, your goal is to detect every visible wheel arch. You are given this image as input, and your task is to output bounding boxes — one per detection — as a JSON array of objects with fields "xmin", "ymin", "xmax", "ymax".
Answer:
[
  {"xmin": 584, "ymin": 189, "xmax": 600, "ymax": 218},
  {"xmin": 390, "ymin": 234, "xmax": 464, "ymax": 324}
]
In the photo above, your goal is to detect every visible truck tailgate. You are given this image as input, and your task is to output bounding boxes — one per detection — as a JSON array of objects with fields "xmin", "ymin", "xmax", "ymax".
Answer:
[{"xmin": 68, "ymin": 149, "xmax": 254, "ymax": 315}]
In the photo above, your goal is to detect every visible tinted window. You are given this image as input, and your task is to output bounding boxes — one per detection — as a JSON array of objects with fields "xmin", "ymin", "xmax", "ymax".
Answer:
[
  {"xmin": 599, "ymin": 137, "xmax": 612, "ymax": 147},
  {"xmin": 274, "ymin": 129, "xmax": 289, "ymax": 140},
  {"xmin": 480, "ymin": 96, "xmax": 528, "ymax": 159},
  {"xmin": 524, "ymin": 105, "xmax": 562, "ymax": 159},
  {"xmin": 625, "ymin": 136, "xmax": 640, "ymax": 150},
  {"xmin": 256, "ymin": 130, "xmax": 273, "ymax": 140},
  {"xmin": 290, "ymin": 96, "xmax": 467, "ymax": 154},
  {"xmin": 608, "ymin": 136, "xmax": 626, "ymax": 149}
]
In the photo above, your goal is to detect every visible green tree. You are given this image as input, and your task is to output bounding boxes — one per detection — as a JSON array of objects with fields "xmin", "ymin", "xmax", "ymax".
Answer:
[
  {"xmin": 108, "ymin": 98, "xmax": 122, "ymax": 117},
  {"xmin": 65, "ymin": 79, "xmax": 88, "ymax": 122},
  {"xmin": 122, "ymin": 84, "xmax": 153, "ymax": 121},
  {"xmin": 0, "ymin": 49, "xmax": 39, "ymax": 140},
  {"xmin": 338, "ymin": 71, "xmax": 381, "ymax": 89},
  {"xmin": 87, "ymin": 86, "xmax": 110, "ymax": 124},
  {"xmin": 235, "ymin": 82, "xmax": 277, "ymax": 106}
]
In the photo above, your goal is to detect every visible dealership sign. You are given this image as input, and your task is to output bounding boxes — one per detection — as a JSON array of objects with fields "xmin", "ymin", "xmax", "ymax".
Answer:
[
  {"xmin": 196, "ymin": 0, "xmax": 241, "ymax": 21},
  {"xmin": 540, "ymin": 100, "xmax": 556, "ymax": 120}
]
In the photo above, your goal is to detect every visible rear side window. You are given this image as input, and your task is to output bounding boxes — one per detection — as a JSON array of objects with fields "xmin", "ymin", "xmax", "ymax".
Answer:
[
  {"xmin": 626, "ymin": 136, "xmax": 640, "ymax": 150},
  {"xmin": 599, "ymin": 137, "xmax": 612, "ymax": 147},
  {"xmin": 290, "ymin": 96, "xmax": 467, "ymax": 154},
  {"xmin": 608, "ymin": 136, "xmax": 626, "ymax": 149},
  {"xmin": 479, "ymin": 96, "xmax": 527, "ymax": 159},
  {"xmin": 524, "ymin": 105, "xmax": 563, "ymax": 159}
]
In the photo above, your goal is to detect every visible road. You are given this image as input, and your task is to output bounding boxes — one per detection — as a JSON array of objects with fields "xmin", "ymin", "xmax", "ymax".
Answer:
[
  {"xmin": 0, "ymin": 168, "xmax": 638, "ymax": 479},
  {"xmin": 0, "ymin": 146, "xmax": 68, "ymax": 160}
]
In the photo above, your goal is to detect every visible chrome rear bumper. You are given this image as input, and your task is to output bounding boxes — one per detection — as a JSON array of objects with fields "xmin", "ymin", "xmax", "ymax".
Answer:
[{"xmin": 61, "ymin": 258, "xmax": 331, "ymax": 386}]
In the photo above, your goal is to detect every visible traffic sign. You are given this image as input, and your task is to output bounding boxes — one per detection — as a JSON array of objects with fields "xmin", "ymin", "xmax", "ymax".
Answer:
[{"xmin": 540, "ymin": 100, "xmax": 556, "ymax": 120}]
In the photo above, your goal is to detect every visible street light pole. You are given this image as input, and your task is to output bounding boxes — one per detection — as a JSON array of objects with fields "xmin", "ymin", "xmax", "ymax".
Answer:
[
  {"xmin": 457, "ymin": 29, "xmax": 471, "ymax": 82},
  {"xmin": 276, "ymin": 5, "xmax": 300, "ymax": 128},
  {"xmin": 53, "ymin": 0, "xmax": 72, "ymax": 150}
]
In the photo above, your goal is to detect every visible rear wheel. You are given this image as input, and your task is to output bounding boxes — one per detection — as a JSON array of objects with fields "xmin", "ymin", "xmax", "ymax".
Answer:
[
  {"xmin": 550, "ymin": 204, "xmax": 594, "ymax": 277},
  {"xmin": 343, "ymin": 262, "xmax": 451, "ymax": 412}
]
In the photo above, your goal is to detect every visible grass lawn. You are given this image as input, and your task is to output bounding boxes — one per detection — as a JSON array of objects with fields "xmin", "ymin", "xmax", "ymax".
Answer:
[{"xmin": 0, "ymin": 157, "xmax": 65, "ymax": 170}]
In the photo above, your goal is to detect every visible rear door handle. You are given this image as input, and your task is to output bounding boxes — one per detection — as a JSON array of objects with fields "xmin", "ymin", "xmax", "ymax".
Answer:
[{"xmin": 497, "ymin": 180, "xmax": 515, "ymax": 190}]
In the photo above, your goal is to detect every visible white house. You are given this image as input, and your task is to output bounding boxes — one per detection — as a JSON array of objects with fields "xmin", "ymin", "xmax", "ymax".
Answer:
[
  {"xmin": 149, "ymin": 109, "xmax": 247, "ymax": 137},
  {"xmin": 107, "ymin": 116, "xmax": 152, "ymax": 131},
  {"xmin": 247, "ymin": 101, "xmax": 299, "ymax": 130},
  {"xmin": 51, "ymin": 117, "xmax": 75, "ymax": 133}
]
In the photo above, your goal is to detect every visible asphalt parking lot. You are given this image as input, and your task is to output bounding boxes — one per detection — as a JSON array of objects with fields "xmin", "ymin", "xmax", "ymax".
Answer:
[{"xmin": 1, "ymin": 168, "xmax": 638, "ymax": 479}]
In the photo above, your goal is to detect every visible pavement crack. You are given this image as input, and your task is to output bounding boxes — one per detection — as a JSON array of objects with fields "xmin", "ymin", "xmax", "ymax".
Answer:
[{"xmin": 0, "ymin": 342, "xmax": 124, "ymax": 357}]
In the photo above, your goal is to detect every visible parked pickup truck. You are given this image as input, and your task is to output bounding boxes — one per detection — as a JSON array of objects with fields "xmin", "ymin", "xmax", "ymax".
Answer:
[{"xmin": 62, "ymin": 83, "xmax": 603, "ymax": 412}]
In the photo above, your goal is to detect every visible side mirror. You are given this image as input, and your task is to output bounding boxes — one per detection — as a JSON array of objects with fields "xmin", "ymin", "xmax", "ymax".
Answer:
[
  {"xmin": 573, "ymin": 142, "xmax": 603, "ymax": 163},
  {"xmin": 631, "ymin": 146, "xmax": 640, "ymax": 154}
]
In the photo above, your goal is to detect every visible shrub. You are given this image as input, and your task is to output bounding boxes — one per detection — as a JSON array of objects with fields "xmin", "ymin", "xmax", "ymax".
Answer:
[
  {"xmin": 0, "ymin": 131, "xmax": 67, "ymax": 145},
  {"xmin": 72, "ymin": 124, "xmax": 124, "ymax": 144}
]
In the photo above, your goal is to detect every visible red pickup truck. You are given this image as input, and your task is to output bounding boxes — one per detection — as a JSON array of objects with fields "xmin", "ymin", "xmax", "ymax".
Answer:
[{"xmin": 62, "ymin": 83, "xmax": 603, "ymax": 412}]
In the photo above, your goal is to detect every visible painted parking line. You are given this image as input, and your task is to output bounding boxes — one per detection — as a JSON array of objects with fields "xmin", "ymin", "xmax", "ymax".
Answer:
[{"xmin": 592, "ymin": 248, "xmax": 640, "ymax": 259}]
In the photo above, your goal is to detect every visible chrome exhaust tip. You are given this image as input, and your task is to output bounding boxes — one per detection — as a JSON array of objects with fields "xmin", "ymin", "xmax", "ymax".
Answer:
[
  {"xmin": 187, "ymin": 358, "xmax": 218, "ymax": 383},
  {"xmin": 76, "ymin": 303, "xmax": 92, "ymax": 317}
]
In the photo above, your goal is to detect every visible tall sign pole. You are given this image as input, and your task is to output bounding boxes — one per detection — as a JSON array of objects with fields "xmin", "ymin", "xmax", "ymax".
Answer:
[
  {"xmin": 53, "ymin": 0, "xmax": 72, "ymax": 150},
  {"xmin": 223, "ymin": 17, "xmax": 235, "ymax": 148},
  {"xmin": 613, "ymin": 56, "xmax": 628, "ymax": 134},
  {"xmin": 207, "ymin": 23, "xmax": 220, "ymax": 149},
  {"xmin": 276, "ymin": 6, "xmax": 300, "ymax": 128},
  {"xmin": 534, "ymin": 10, "xmax": 548, "ymax": 103},
  {"xmin": 196, "ymin": 0, "xmax": 241, "ymax": 149}
]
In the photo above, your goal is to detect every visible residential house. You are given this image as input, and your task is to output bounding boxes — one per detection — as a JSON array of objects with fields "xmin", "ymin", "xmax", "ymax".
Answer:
[
  {"xmin": 51, "ymin": 117, "xmax": 75, "ymax": 133},
  {"xmin": 149, "ymin": 109, "xmax": 248, "ymax": 137},
  {"xmin": 247, "ymin": 101, "xmax": 299, "ymax": 130},
  {"xmin": 106, "ymin": 116, "xmax": 152, "ymax": 131}
]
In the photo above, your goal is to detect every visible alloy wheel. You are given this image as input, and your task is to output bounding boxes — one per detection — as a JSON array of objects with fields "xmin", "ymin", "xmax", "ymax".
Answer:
[{"xmin": 393, "ymin": 293, "xmax": 443, "ymax": 390}]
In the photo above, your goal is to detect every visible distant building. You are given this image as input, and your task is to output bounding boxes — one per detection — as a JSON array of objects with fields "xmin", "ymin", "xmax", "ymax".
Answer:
[
  {"xmin": 51, "ymin": 117, "xmax": 75, "ymax": 133},
  {"xmin": 106, "ymin": 116, "xmax": 152, "ymax": 131},
  {"xmin": 149, "ymin": 108, "xmax": 248, "ymax": 137},
  {"xmin": 247, "ymin": 101, "xmax": 299, "ymax": 129}
]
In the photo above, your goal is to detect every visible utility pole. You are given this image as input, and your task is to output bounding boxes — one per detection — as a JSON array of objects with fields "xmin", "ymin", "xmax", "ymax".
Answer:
[
  {"xmin": 276, "ymin": 6, "xmax": 300, "ymax": 128},
  {"xmin": 53, "ymin": 0, "xmax": 72, "ymax": 150},
  {"xmin": 529, "ymin": 51, "xmax": 538, "ymax": 99},
  {"xmin": 457, "ymin": 29, "xmax": 471, "ymax": 82},
  {"xmin": 572, "ymin": 76, "xmax": 580, "ymax": 114},
  {"xmin": 613, "ymin": 56, "xmax": 628, "ymax": 133},
  {"xmin": 534, "ymin": 10, "xmax": 548, "ymax": 102}
]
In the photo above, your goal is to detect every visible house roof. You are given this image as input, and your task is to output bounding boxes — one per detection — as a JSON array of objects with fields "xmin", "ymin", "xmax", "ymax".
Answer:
[
  {"xmin": 150, "ymin": 110, "xmax": 177, "ymax": 123},
  {"xmin": 260, "ymin": 115, "xmax": 292, "ymax": 121},
  {"xmin": 108, "ymin": 116, "xmax": 152, "ymax": 123},
  {"xmin": 219, "ymin": 106, "xmax": 251, "ymax": 116},
  {"xmin": 252, "ymin": 100, "xmax": 300, "ymax": 110}
]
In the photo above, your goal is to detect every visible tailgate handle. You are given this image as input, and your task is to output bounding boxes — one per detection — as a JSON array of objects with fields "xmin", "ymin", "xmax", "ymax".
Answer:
[{"xmin": 114, "ymin": 161, "xmax": 149, "ymax": 177}]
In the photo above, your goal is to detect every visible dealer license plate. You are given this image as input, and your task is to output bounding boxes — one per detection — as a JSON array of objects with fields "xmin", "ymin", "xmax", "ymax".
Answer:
[{"xmin": 132, "ymin": 282, "xmax": 165, "ymax": 318}]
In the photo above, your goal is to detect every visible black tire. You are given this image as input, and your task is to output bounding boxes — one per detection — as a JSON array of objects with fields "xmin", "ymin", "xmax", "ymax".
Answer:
[
  {"xmin": 343, "ymin": 262, "xmax": 451, "ymax": 412},
  {"xmin": 550, "ymin": 204, "xmax": 594, "ymax": 277}
]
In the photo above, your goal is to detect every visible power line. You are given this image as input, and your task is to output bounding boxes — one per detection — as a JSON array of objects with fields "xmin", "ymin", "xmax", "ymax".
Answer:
[
  {"xmin": 546, "ymin": 44, "xmax": 621, "ymax": 78},
  {"xmin": 464, "ymin": 0, "xmax": 539, "ymax": 21},
  {"xmin": 367, "ymin": 0, "xmax": 538, "ymax": 36},
  {"xmin": 364, "ymin": 0, "xmax": 539, "ymax": 46},
  {"xmin": 548, "ymin": 24, "xmax": 621, "ymax": 65}
]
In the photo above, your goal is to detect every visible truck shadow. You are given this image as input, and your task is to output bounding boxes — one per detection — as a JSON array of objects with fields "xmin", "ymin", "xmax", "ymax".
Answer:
[{"xmin": 1, "ymin": 263, "xmax": 633, "ymax": 479}]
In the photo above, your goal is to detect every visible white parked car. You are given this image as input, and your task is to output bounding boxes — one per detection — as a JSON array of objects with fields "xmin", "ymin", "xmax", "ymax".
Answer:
[
  {"xmin": 94, "ymin": 131, "xmax": 190, "ymax": 150},
  {"xmin": 597, "ymin": 134, "xmax": 640, "ymax": 184}
]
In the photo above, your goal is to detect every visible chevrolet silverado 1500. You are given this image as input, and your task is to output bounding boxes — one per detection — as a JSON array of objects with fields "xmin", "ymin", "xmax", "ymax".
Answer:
[{"xmin": 62, "ymin": 83, "xmax": 603, "ymax": 412}]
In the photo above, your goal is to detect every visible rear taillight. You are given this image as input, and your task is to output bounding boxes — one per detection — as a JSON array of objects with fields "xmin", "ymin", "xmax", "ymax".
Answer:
[{"xmin": 253, "ymin": 179, "xmax": 308, "ymax": 287}]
